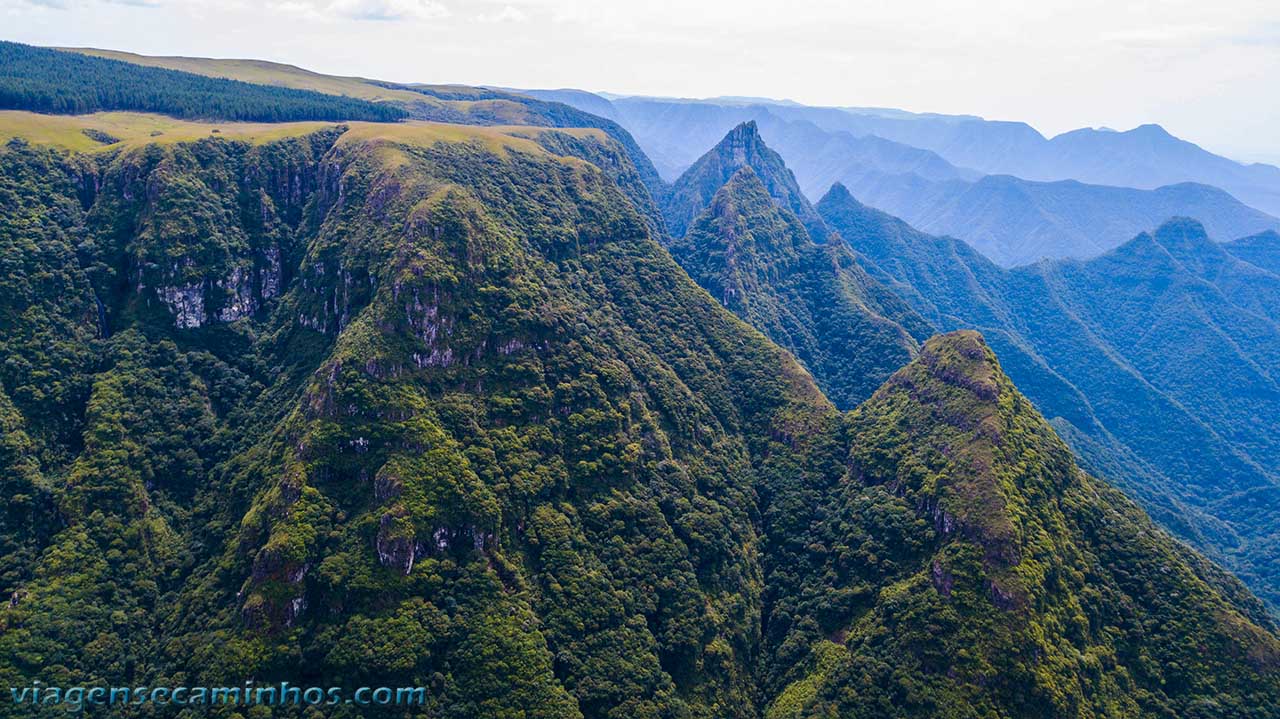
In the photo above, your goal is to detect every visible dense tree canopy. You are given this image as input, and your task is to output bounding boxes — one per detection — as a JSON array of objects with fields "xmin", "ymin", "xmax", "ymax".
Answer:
[
  {"xmin": 0, "ymin": 118, "xmax": 1277, "ymax": 719},
  {"xmin": 0, "ymin": 42, "xmax": 407, "ymax": 123},
  {"xmin": 819, "ymin": 184, "xmax": 1280, "ymax": 611}
]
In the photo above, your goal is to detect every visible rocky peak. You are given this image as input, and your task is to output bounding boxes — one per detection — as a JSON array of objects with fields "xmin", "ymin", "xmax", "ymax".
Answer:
[
  {"xmin": 717, "ymin": 120, "xmax": 763, "ymax": 165},
  {"xmin": 663, "ymin": 121, "xmax": 833, "ymax": 243}
]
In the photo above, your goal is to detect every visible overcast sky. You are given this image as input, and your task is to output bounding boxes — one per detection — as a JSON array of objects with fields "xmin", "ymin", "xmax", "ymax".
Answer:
[{"xmin": 5, "ymin": 0, "xmax": 1279, "ymax": 163}]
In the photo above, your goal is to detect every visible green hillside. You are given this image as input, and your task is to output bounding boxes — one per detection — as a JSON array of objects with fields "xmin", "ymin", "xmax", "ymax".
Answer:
[
  {"xmin": 0, "ymin": 41, "xmax": 406, "ymax": 122},
  {"xmin": 0, "ymin": 110, "xmax": 1277, "ymax": 718},
  {"xmin": 670, "ymin": 165, "xmax": 927, "ymax": 408},
  {"xmin": 764, "ymin": 331, "xmax": 1280, "ymax": 718},
  {"xmin": 820, "ymin": 185, "xmax": 1280, "ymax": 610},
  {"xmin": 66, "ymin": 45, "xmax": 668, "ymax": 229}
]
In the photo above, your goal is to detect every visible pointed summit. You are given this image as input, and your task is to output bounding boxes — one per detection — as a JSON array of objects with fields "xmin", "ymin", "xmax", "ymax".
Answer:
[
  {"xmin": 722, "ymin": 119, "xmax": 762, "ymax": 155},
  {"xmin": 823, "ymin": 181, "xmax": 853, "ymax": 201},
  {"xmin": 766, "ymin": 328, "xmax": 1280, "ymax": 716},
  {"xmin": 817, "ymin": 182, "xmax": 1007, "ymax": 329},
  {"xmin": 663, "ymin": 121, "xmax": 832, "ymax": 242},
  {"xmin": 668, "ymin": 164, "xmax": 929, "ymax": 408}
]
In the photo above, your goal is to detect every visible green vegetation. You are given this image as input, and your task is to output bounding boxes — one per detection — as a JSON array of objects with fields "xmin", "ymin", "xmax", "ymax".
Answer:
[
  {"xmin": 65, "ymin": 46, "xmax": 668, "ymax": 228},
  {"xmin": 0, "ymin": 124, "xmax": 823, "ymax": 717},
  {"xmin": 0, "ymin": 41, "xmax": 406, "ymax": 122},
  {"xmin": 69, "ymin": 48, "xmax": 435, "ymax": 104},
  {"xmin": 670, "ymin": 165, "xmax": 927, "ymax": 408},
  {"xmin": 662, "ymin": 121, "xmax": 829, "ymax": 242},
  {"xmin": 761, "ymin": 332, "xmax": 1280, "ymax": 718},
  {"xmin": 0, "ymin": 105, "xmax": 1278, "ymax": 719},
  {"xmin": 0, "ymin": 110, "xmax": 341, "ymax": 152},
  {"xmin": 820, "ymin": 184, "xmax": 1280, "ymax": 610}
]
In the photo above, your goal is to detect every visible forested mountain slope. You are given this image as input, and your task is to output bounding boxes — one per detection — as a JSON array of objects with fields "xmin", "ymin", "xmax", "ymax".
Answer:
[
  {"xmin": 661, "ymin": 121, "xmax": 830, "ymax": 241},
  {"xmin": 1, "ymin": 119, "xmax": 1277, "ymax": 718},
  {"xmin": 0, "ymin": 41, "xmax": 406, "ymax": 122},
  {"xmin": 820, "ymin": 186, "xmax": 1280, "ymax": 610},
  {"xmin": 0, "ymin": 120, "xmax": 831, "ymax": 718},
  {"xmin": 70, "ymin": 45, "xmax": 667, "ymax": 219},
  {"xmin": 763, "ymin": 331, "xmax": 1280, "ymax": 719},
  {"xmin": 669, "ymin": 166, "xmax": 928, "ymax": 408}
]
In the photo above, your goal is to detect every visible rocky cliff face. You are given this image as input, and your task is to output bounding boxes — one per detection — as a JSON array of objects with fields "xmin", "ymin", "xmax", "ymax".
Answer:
[{"xmin": 67, "ymin": 129, "xmax": 347, "ymax": 332}]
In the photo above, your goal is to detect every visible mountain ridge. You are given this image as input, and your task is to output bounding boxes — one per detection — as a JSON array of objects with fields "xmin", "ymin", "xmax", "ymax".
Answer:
[
  {"xmin": 668, "ymin": 164, "xmax": 928, "ymax": 408},
  {"xmin": 819, "ymin": 186, "xmax": 1280, "ymax": 609},
  {"xmin": 662, "ymin": 120, "xmax": 831, "ymax": 242},
  {"xmin": 832, "ymin": 170, "xmax": 1280, "ymax": 267},
  {"xmin": 518, "ymin": 89, "xmax": 1280, "ymax": 265}
]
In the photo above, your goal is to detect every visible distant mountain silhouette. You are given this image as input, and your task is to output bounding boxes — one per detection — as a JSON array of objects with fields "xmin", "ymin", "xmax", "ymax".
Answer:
[
  {"xmin": 842, "ymin": 170, "xmax": 1280, "ymax": 266},
  {"xmin": 774, "ymin": 107, "xmax": 1280, "ymax": 218},
  {"xmin": 1224, "ymin": 230, "xmax": 1280, "ymax": 276},
  {"xmin": 519, "ymin": 90, "xmax": 1280, "ymax": 265}
]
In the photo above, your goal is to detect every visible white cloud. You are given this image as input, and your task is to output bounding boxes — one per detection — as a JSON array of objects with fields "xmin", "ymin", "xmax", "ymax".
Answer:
[
  {"xmin": 476, "ymin": 4, "xmax": 524, "ymax": 23},
  {"xmin": 326, "ymin": 0, "xmax": 447, "ymax": 21},
  {"xmin": 15, "ymin": 0, "xmax": 160, "ymax": 8},
  {"xmin": 264, "ymin": 0, "xmax": 447, "ymax": 20},
  {"xmin": 23, "ymin": 0, "xmax": 453, "ymax": 19}
]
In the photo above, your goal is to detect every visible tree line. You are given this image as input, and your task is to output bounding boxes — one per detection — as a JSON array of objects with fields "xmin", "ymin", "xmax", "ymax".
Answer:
[{"xmin": 0, "ymin": 41, "xmax": 406, "ymax": 123}]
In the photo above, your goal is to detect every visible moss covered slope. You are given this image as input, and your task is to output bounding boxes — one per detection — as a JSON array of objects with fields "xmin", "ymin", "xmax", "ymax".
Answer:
[{"xmin": 765, "ymin": 331, "xmax": 1280, "ymax": 718}]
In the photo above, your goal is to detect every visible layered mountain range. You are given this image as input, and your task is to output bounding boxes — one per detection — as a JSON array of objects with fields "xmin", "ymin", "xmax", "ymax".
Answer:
[
  {"xmin": 660, "ymin": 120, "xmax": 1280, "ymax": 612},
  {"xmin": 523, "ymin": 91, "xmax": 1280, "ymax": 266},
  {"xmin": 529, "ymin": 91, "xmax": 1280, "ymax": 216},
  {"xmin": 1, "ymin": 42, "xmax": 1279, "ymax": 718}
]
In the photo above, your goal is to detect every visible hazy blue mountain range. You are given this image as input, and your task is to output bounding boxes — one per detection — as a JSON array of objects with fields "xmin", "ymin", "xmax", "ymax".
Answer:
[
  {"xmin": 841, "ymin": 170, "xmax": 1280, "ymax": 267},
  {"xmin": 517, "ymin": 90, "xmax": 1280, "ymax": 266},
  {"xmin": 518, "ymin": 91, "xmax": 975, "ymax": 185},
  {"xmin": 875, "ymin": 120, "xmax": 1280, "ymax": 219},
  {"xmin": 819, "ymin": 186, "xmax": 1280, "ymax": 608},
  {"xmin": 1226, "ymin": 230, "xmax": 1280, "ymax": 275},
  {"xmin": 681, "ymin": 95, "xmax": 1280, "ymax": 219},
  {"xmin": 521, "ymin": 90, "xmax": 1280, "ymax": 218}
]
